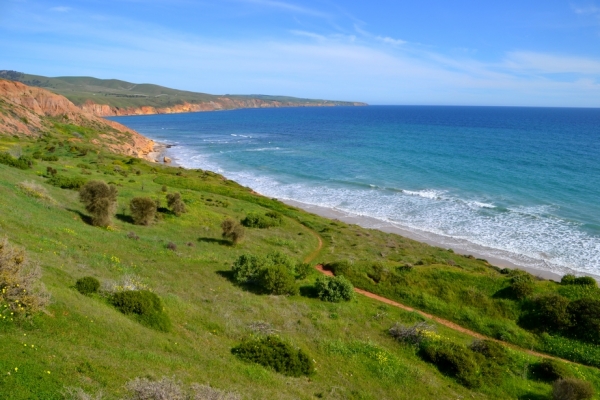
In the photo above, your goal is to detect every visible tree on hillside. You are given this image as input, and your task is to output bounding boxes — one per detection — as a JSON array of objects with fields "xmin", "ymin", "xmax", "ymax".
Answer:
[
  {"xmin": 221, "ymin": 218, "xmax": 245, "ymax": 245},
  {"xmin": 166, "ymin": 192, "xmax": 186, "ymax": 216},
  {"xmin": 130, "ymin": 197, "xmax": 157, "ymax": 226},
  {"xmin": 79, "ymin": 180, "xmax": 118, "ymax": 227}
]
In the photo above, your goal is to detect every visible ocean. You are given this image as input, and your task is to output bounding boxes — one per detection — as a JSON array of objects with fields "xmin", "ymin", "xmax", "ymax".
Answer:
[{"xmin": 110, "ymin": 106, "xmax": 600, "ymax": 277}]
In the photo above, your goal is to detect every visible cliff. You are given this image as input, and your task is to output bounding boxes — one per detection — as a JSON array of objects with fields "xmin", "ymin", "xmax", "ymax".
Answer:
[
  {"xmin": 0, "ymin": 71, "xmax": 367, "ymax": 118},
  {"xmin": 79, "ymin": 98, "xmax": 368, "ymax": 117},
  {"xmin": 0, "ymin": 79, "xmax": 155, "ymax": 158}
]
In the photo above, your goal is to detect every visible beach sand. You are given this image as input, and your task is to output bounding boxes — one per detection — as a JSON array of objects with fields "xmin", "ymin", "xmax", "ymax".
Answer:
[
  {"xmin": 162, "ymin": 145, "xmax": 574, "ymax": 282},
  {"xmin": 281, "ymin": 199, "xmax": 565, "ymax": 281}
]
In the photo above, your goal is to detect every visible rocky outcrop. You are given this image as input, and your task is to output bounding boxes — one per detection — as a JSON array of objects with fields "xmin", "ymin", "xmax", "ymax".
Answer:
[
  {"xmin": 78, "ymin": 98, "xmax": 368, "ymax": 117},
  {"xmin": 0, "ymin": 79, "xmax": 155, "ymax": 159}
]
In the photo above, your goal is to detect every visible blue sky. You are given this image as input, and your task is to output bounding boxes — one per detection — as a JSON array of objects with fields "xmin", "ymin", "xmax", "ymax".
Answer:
[{"xmin": 2, "ymin": 0, "xmax": 600, "ymax": 106}]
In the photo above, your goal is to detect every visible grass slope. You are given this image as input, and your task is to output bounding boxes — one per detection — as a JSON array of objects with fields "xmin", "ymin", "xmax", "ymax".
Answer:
[
  {"xmin": 0, "ymin": 123, "xmax": 599, "ymax": 399},
  {"xmin": 0, "ymin": 70, "xmax": 362, "ymax": 109}
]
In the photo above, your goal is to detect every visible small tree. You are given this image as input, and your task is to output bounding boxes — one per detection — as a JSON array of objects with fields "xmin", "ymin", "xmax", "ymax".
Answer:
[
  {"xmin": 166, "ymin": 192, "xmax": 186, "ymax": 216},
  {"xmin": 567, "ymin": 298, "xmax": 600, "ymax": 343},
  {"xmin": 130, "ymin": 197, "xmax": 157, "ymax": 226},
  {"xmin": 79, "ymin": 180, "xmax": 118, "ymax": 227},
  {"xmin": 314, "ymin": 275, "xmax": 355, "ymax": 302},
  {"xmin": 221, "ymin": 218, "xmax": 245, "ymax": 245},
  {"xmin": 258, "ymin": 264, "xmax": 298, "ymax": 295}
]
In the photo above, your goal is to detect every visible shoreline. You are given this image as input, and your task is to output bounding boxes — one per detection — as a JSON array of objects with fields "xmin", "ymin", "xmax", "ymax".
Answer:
[{"xmin": 158, "ymin": 143, "xmax": 577, "ymax": 281}]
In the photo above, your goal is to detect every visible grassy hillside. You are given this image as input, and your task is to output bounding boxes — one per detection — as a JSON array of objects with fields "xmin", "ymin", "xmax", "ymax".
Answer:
[
  {"xmin": 1, "ymin": 119, "xmax": 600, "ymax": 398},
  {"xmin": 0, "ymin": 71, "xmax": 363, "ymax": 109}
]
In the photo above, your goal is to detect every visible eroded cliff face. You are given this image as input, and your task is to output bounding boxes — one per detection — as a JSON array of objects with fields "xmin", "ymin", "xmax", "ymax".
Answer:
[
  {"xmin": 0, "ymin": 79, "xmax": 155, "ymax": 159},
  {"xmin": 79, "ymin": 98, "xmax": 367, "ymax": 117}
]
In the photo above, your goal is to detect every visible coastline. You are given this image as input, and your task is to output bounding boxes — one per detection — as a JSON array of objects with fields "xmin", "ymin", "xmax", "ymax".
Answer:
[{"xmin": 157, "ymin": 143, "xmax": 575, "ymax": 282}]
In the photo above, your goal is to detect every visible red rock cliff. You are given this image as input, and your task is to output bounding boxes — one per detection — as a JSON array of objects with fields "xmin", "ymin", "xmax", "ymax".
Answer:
[{"xmin": 0, "ymin": 79, "xmax": 155, "ymax": 158}]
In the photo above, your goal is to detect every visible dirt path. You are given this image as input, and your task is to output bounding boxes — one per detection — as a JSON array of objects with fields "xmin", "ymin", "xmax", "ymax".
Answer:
[
  {"xmin": 315, "ymin": 264, "xmax": 575, "ymax": 363},
  {"xmin": 303, "ymin": 228, "xmax": 323, "ymax": 264}
]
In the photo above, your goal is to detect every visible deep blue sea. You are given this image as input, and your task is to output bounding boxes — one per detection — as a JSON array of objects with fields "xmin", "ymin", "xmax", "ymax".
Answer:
[{"xmin": 110, "ymin": 106, "xmax": 600, "ymax": 276}]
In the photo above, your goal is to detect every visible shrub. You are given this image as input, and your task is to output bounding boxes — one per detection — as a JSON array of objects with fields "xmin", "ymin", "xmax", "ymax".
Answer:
[
  {"xmin": 0, "ymin": 238, "xmax": 50, "ymax": 317},
  {"xmin": 420, "ymin": 341, "xmax": 482, "ymax": 388},
  {"xmin": 49, "ymin": 175, "xmax": 87, "ymax": 189},
  {"xmin": 161, "ymin": 185, "xmax": 167, "ymax": 192},
  {"xmin": 389, "ymin": 321, "xmax": 436, "ymax": 345},
  {"xmin": 561, "ymin": 274, "xmax": 596, "ymax": 287},
  {"xmin": 232, "ymin": 254, "xmax": 264, "ymax": 284},
  {"xmin": 130, "ymin": 197, "xmax": 157, "ymax": 225},
  {"xmin": 241, "ymin": 212, "xmax": 282, "ymax": 228},
  {"xmin": 41, "ymin": 155, "xmax": 59, "ymax": 162},
  {"xmin": 127, "ymin": 231, "xmax": 140, "ymax": 240},
  {"xmin": 190, "ymin": 384, "xmax": 241, "ymax": 400},
  {"xmin": 257, "ymin": 264, "xmax": 298, "ymax": 295},
  {"xmin": 566, "ymin": 298, "xmax": 600, "ymax": 343},
  {"xmin": 221, "ymin": 218, "xmax": 245, "ymax": 245},
  {"xmin": 75, "ymin": 276, "xmax": 100, "ymax": 295},
  {"xmin": 295, "ymin": 262, "xmax": 313, "ymax": 279},
  {"xmin": 231, "ymin": 336, "xmax": 313, "ymax": 377},
  {"xmin": 469, "ymin": 340, "xmax": 509, "ymax": 365},
  {"xmin": 110, "ymin": 290, "xmax": 171, "ymax": 332},
  {"xmin": 32, "ymin": 151, "xmax": 42, "ymax": 160},
  {"xmin": 62, "ymin": 387, "xmax": 104, "ymax": 400},
  {"xmin": 0, "ymin": 152, "xmax": 34, "ymax": 169},
  {"xmin": 530, "ymin": 359, "xmax": 572, "ymax": 382},
  {"xmin": 314, "ymin": 275, "xmax": 355, "ymax": 302},
  {"xmin": 166, "ymin": 192, "xmax": 186, "ymax": 216},
  {"xmin": 510, "ymin": 273, "xmax": 535, "ymax": 299},
  {"xmin": 79, "ymin": 181, "xmax": 118, "ymax": 227},
  {"xmin": 552, "ymin": 378, "xmax": 594, "ymax": 400},
  {"xmin": 166, "ymin": 242, "xmax": 177, "ymax": 251},
  {"xmin": 524, "ymin": 294, "xmax": 571, "ymax": 332}
]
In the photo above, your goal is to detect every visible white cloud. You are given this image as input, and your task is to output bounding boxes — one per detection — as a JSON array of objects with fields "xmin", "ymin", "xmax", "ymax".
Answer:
[
  {"xmin": 504, "ymin": 51, "xmax": 600, "ymax": 74},
  {"xmin": 50, "ymin": 6, "xmax": 71, "ymax": 12},
  {"xmin": 376, "ymin": 36, "xmax": 406, "ymax": 46}
]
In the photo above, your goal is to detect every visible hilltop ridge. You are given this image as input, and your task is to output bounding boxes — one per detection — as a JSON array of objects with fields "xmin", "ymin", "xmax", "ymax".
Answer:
[{"xmin": 0, "ymin": 70, "xmax": 367, "ymax": 117}]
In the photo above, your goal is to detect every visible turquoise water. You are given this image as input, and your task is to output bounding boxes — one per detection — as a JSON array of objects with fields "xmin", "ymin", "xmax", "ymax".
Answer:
[{"xmin": 110, "ymin": 106, "xmax": 600, "ymax": 276}]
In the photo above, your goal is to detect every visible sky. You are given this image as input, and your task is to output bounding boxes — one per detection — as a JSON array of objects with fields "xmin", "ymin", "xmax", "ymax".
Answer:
[{"xmin": 1, "ymin": 0, "xmax": 600, "ymax": 106}]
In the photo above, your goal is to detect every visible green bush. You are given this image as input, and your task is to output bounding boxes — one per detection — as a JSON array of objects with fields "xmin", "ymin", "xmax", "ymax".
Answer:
[
  {"xmin": 0, "ymin": 152, "xmax": 34, "ymax": 169},
  {"xmin": 48, "ymin": 175, "xmax": 86, "ymax": 189},
  {"xmin": 530, "ymin": 359, "xmax": 571, "ymax": 382},
  {"xmin": 561, "ymin": 274, "xmax": 596, "ymax": 287},
  {"xmin": 41, "ymin": 155, "xmax": 59, "ymax": 162},
  {"xmin": 510, "ymin": 273, "xmax": 535, "ymax": 299},
  {"xmin": 523, "ymin": 294, "xmax": 571, "ymax": 332},
  {"xmin": 130, "ymin": 197, "xmax": 157, "ymax": 225},
  {"xmin": 566, "ymin": 298, "xmax": 600, "ymax": 343},
  {"xmin": 110, "ymin": 290, "xmax": 170, "ymax": 332},
  {"xmin": 232, "ymin": 254, "xmax": 264, "ymax": 284},
  {"xmin": 79, "ymin": 181, "xmax": 118, "ymax": 227},
  {"xmin": 242, "ymin": 212, "xmax": 283, "ymax": 228},
  {"xmin": 552, "ymin": 378, "xmax": 594, "ymax": 400},
  {"xmin": 314, "ymin": 275, "xmax": 355, "ymax": 302},
  {"xmin": 420, "ymin": 340, "xmax": 482, "ymax": 388},
  {"xmin": 257, "ymin": 264, "xmax": 298, "ymax": 296},
  {"xmin": 468, "ymin": 340, "xmax": 509, "ymax": 365},
  {"xmin": 295, "ymin": 262, "xmax": 313, "ymax": 280},
  {"xmin": 231, "ymin": 336, "xmax": 313, "ymax": 377},
  {"xmin": 75, "ymin": 276, "xmax": 100, "ymax": 295}
]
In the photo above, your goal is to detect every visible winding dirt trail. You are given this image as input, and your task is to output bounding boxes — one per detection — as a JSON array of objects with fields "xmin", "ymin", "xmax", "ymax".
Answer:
[
  {"xmin": 303, "ymin": 228, "xmax": 323, "ymax": 264},
  {"xmin": 314, "ymin": 264, "xmax": 575, "ymax": 364}
]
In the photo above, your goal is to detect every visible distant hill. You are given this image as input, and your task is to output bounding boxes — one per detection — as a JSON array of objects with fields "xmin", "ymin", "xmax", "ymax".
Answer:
[{"xmin": 0, "ymin": 70, "xmax": 367, "ymax": 117}]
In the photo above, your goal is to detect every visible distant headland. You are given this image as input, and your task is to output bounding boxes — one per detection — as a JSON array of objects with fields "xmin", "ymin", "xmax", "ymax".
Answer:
[{"xmin": 0, "ymin": 70, "xmax": 367, "ymax": 118}]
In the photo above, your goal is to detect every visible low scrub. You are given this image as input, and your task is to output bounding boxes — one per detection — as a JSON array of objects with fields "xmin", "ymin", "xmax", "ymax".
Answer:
[
  {"xmin": 166, "ymin": 192, "xmax": 187, "ymax": 216},
  {"xmin": 314, "ymin": 275, "xmax": 355, "ymax": 302},
  {"xmin": 389, "ymin": 321, "xmax": 436, "ymax": 345},
  {"xmin": 231, "ymin": 335, "xmax": 313, "ymax": 377},
  {"xmin": 241, "ymin": 211, "xmax": 283, "ymax": 229},
  {"xmin": 48, "ymin": 175, "xmax": 87, "ymax": 189},
  {"xmin": 420, "ymin": 340, "xmax": 483, "ymax": 388},
  {"xmin": 0, "ymin": 238, "xmax": 49, "ymax": 318},
  {"xmin": 232, "ymin": 252, "xmax": 299, "ymax": 295},
  {"xmin": 110, "ymin": 290, "xmax": 171, "ymax": 332},
  {"xmin": 561, "ymin": 274, "xmax": 597, "ymax": 287},
  {"xmin": 17, "ymin": 181, "xmax": 56, "ymax": 204},
  {"xmin": 257, "ymin": 265, "xmax": 298, "ymax": 295},
  {"xmin": 552, "ymin": 378, "xmax": 594, "ymax": 400},
  {"xmin": 468, "ymin": 340, "xmax": 509, "ymax": 365},
  {"xmin": 125, "ymin": 376, "xmax": 241, "ymax": 400},
  {"xmin": 530, "ymin": 359, "xmax": 572, "ymax": 382},
  {"xmin": 510, "ymin": 273, "xmax": 535, "ymax": 299},
  {"xmin": 75, "ymin": 276, "xmax": 100, "ymax": 295},
  {"xmin": 0, "ymin": 152, "xmax": 34, "ymax": 169}
]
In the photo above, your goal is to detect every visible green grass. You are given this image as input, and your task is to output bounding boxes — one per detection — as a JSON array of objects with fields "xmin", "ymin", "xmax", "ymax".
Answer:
[{"xmin": 0, "ymin": 127, "xmax": 599, "ymax": 399}]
